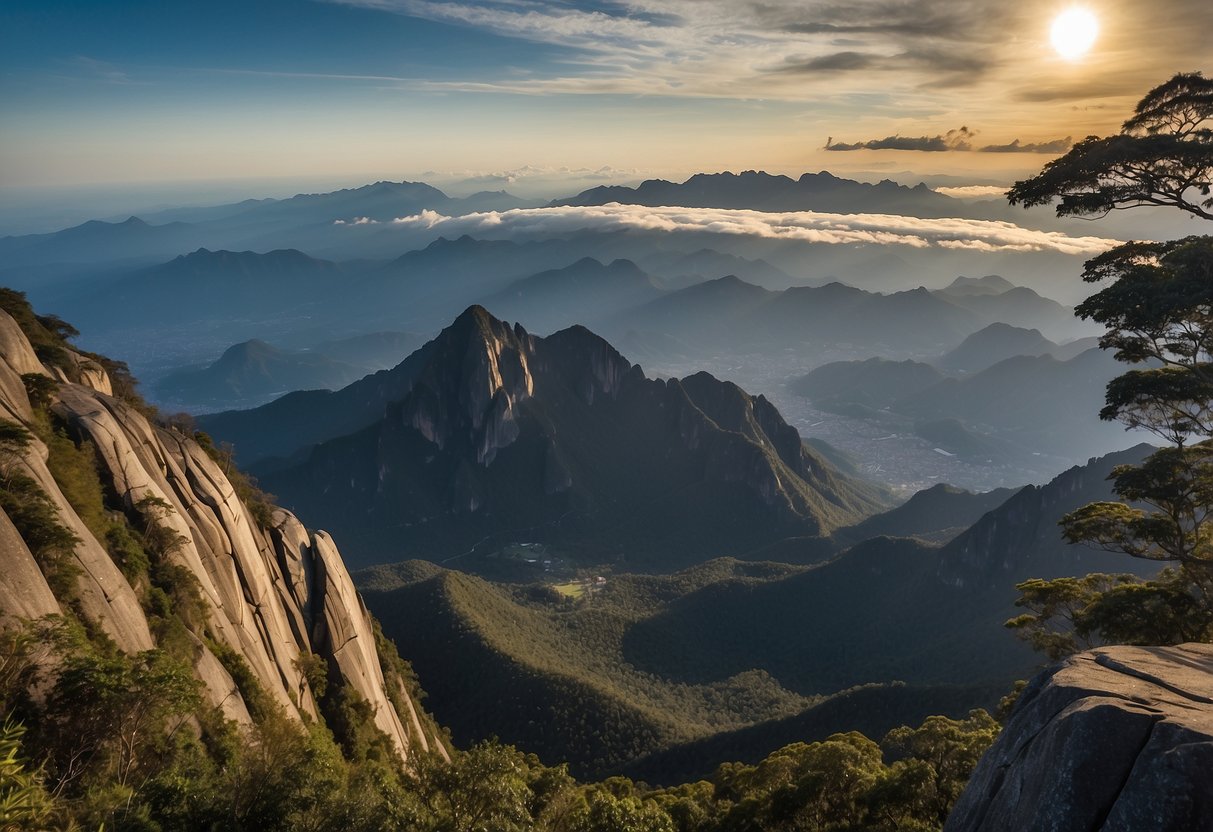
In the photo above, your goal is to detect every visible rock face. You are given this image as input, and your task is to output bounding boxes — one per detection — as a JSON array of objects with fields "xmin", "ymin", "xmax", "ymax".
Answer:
[
  {"xmin": 0, "ymin": 308, "xmax": 446, "ymax": 763},
  {"xmin": 945, "ymin": 644, "xmax": 1213, "ymax": 832}
]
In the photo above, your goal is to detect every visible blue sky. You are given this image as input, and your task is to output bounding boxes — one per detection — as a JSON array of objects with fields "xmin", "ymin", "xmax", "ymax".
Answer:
[{"xmin": 2, "ymin": 0, "xmax": 1209, "ymax": 191}]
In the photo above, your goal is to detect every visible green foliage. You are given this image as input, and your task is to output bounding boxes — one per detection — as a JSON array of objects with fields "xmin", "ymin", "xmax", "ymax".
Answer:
[
  {"xmin": 366, "ymin": 563, "xmax": 826, "ymax": 777},
  {"xmin": 0, "ymin": 433, "xmax": 82, "ymax": 598},
  {"xmin": 407, "ymin": 741, "xmax": 539, "ymax": 832},
  {"xmin": 1008, "ymin": 72, "xmax": 1213, "ymax": 220},
  {"xmin": 0, "ymin": 289, "xmax": 77, "ymax": 377},
  {"xmin": 1009, "ymin": 73, "xmax": 1213, "ymax": 654},
  {"xmin": 44, "ymin": 421, "xmax": 109, "ymax": 545},
  {"xmin": 1008, "ymin": 569, "xmax": 1213, "ymax": 658},
  {"xmin": 19, "ymin": 373, "xmax": 57, "ymax": 410},
  {"xmin": 0, "ymin": 720, "xmax": 59, "ymax": 832}
]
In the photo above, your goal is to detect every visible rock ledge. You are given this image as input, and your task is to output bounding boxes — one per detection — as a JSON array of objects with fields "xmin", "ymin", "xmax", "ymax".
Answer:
[{"xmin": 945, "ymin": 643, "xmax": 1213, "ymax": 831}]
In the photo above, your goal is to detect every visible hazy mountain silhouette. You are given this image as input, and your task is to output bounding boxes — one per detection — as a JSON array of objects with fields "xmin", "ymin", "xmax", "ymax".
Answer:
[
  {"xmin": 936, "ymin": 323, "xmax": 1058, "ymax": 373},
  {"xmin": 554, "ymin": 170, "xmax": 963, "ymax": 217},
  {"xmin": 483, "ymin": 257, "xmax": 665, "ymax": 334},
  {"xmin": 155, "ymin": 339, "xmax": 370, "ymax": 409}
]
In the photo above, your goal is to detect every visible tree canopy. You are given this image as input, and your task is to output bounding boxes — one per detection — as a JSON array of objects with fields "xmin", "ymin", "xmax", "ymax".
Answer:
[
  {"xmin": 1008, "ymin": 72, "xmax": 1213, "ymax": 220},
  {"xmin": 1006, "ymin": 72, "xmax": 1213, "ymax": 655}
]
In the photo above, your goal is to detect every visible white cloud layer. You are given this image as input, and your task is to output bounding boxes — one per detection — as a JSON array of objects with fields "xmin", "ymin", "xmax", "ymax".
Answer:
[
  {"xmin": 337, "ymin": 203, "xmax": 1120, "ymax": 255},
  {"xmin": 932, "ymin": 185, "xmax": 1010, "ymax": 199}
]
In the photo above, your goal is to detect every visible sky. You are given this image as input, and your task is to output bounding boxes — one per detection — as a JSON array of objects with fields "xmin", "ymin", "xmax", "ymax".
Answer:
[{"xmin": 1, "ymin": 0, "xmax": 1210, "ymax": 196}]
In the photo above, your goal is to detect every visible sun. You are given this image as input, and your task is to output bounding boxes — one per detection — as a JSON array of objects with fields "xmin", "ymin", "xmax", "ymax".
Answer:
[{"xmin": 1051, "ymin": 8, "xmax": 1099, "ymax": 60}]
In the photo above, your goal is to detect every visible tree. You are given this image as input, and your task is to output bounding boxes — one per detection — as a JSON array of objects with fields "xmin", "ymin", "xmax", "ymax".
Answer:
[
  {"xmin": 1006, "ymin": 72, "xmax": 1213, "ymax": 653},
  {"xmin": 1008, "ymin": 72, "xmax": 1213, "ymax": 220}
]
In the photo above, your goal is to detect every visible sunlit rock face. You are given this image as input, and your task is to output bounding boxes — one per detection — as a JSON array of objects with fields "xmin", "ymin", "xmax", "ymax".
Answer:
[
  {"xmin": 946, "ymin": 644, "xmax": 1213, "ymax": 832},
  {"xmin": 0, "ymin": 309, "xmax": 446, "ymax": 763}
]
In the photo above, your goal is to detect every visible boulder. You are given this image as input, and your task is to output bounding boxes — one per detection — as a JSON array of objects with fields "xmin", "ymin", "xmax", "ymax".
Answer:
[{"xmin": 945, "ymin": 643, "xmax": 1213, "ymax": 831}]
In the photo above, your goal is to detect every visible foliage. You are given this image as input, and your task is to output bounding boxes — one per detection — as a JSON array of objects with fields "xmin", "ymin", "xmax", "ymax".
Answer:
[
  {"xmin": 20, "ymin": 373, "xmax": 57, "ymax": 411},
  {"xmin": 1007, "ymin": 73, "xmax": 1213, "ymax": 655},
  {"xmin": 0, "ymin": 419, "xmax": 81, "ymax": 598},
  {"xmin": 0, "ymin": 288, "xmax": 77, "ymax": 377},
  {"xmin": 1008, "ymin": 72, "xmax": 1213, "ymax": 220},
  {"xmin": 0, "ymin": 720, "xmax": 59, "ymax": 832},
  {"xmin": 1008, "ymin": 569, "xmax": 1213, "ymax": 658}
]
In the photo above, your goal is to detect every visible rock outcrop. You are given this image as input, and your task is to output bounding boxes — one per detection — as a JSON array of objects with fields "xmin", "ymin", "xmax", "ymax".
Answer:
[
  {"xmin": 0, "ymin": 307, "xmax": 446, "ymax": 763},
  {"xmin": 945, "ymin": 644, "xmax": 1213, "ymax": 831}
]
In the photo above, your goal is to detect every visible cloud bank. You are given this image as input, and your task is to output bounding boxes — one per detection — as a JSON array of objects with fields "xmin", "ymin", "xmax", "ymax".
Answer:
[
  {"xmin": 828, "ymin": 130, "xmax": 1073, "ymax": 153},
  {"xmin": 337, "ymin": 204, "xmax": 1120, "ymax": 255}
]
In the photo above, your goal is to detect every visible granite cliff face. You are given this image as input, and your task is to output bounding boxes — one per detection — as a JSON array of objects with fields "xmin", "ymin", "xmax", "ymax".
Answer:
[
  {"xmin": 0, "ymin": 307, "xmax": 446, "ymax": 762},
  {"xmin": 946, "ymin": 644, "xmax": 1213, "ymax": 831}
]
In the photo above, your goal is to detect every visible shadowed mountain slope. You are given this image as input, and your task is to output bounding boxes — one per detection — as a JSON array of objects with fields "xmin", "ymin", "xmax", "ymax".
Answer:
[{"xmin": 203, "ymin": 306, "xmax": 888, "ymax": 568}]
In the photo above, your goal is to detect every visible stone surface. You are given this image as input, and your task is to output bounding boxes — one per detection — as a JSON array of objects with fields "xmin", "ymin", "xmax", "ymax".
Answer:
[
  {"xmin": 0, "ymin": 310, "xmax": 445, "ymax": 763},
  {"xmin": 945, "ymin": 643, "xmax": 1213, "ymax": 832}
]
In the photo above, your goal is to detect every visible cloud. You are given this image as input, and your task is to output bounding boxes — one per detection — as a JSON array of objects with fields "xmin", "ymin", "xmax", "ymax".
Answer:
[
  {"xmin": 829, "ymin": 128, "xmax": 1073, "ymax": 154},
  {"xmin": 979, "ymin": 136, "xmax": 1073, "ymax": 153},
  {"xmin": 774, "ymin": 51, "xmax": 877, "ymax": 73},
  {"xmin": 828, "ymin": 127, "xmax": 976, "ymax": 152},
  {"xmin": 323, "ymin": 0, "xmax": 1012, "ymax": 101},
  {"xmin": 335, "ymin": 203, "xmax": 1120, "ymax": 256},
  {"xmin": 933, "ymin": 185, "xmax": 1009, "ymax": 199}
]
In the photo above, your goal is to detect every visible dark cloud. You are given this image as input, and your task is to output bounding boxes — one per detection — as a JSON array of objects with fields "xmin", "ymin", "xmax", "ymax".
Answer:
[
  {"xmin": 827, "ymin": 126, "xmax": 976, "ymax": 152},
  {"xmin": 979, "ymin": 136, "xmax": 1073, "ymax": 153},
  {"xmin": 777, "ymin": 1, "xmax": 996, "ymax": 40},
  {"xmin": 827, "ymin": 127, "xmax": 1074, "ymax": 154},
  {"xmin": 775, "ymin": 51, "xmax": 877, "ymax": 73},
  {"xmin": 764, "ymin": 42, "xmax": 993, "ymax": 84}
]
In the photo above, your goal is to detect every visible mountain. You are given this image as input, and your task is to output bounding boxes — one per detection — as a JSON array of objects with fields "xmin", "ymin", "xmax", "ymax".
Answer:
[
  {"xmin": 311, "ymin": 330, "xmax": 424, "ymax": 369},
  {"xmin": 835, "ymin": 483, "xmax": 1021, "ymax": 546},
  {"xmin": 792, "ymin": 347, "xmax": 1131, "ymax": 464},
  {"xmin": 56, "ymin": 247, "xmax": 355, "ymax": 336},
  {"xmin": 936, "ymin": 323, "xmax": 1058, "ymax": 374},
  {"xmin": 483, "ymin": 257, "xmax": 665, "ymax": 333},
  {"xmin": 554, "ymin": 170, "xmax": 963, "ymax": 217},
  {"xmin": 154, "ymin": 339, "xmax": 369, "ymax": 410},
  {"xmin": 639, "ymin": 248, "xmax": 804, "ymax": 290},
  {"xmin": 790, "ymin": 358, "xmax": 945, "ymax": 412},
  {"xmin": 203, "ymin": 306, "xmax": 889, "ymax": 568},
  {"xmin": 622, "ymin": 445, "xmax": 1158, "ymax": 700},
  {"xmin": 610, "ymin": 278, "xmax": 983, "ymax": 360},
  {"xmin": 0, "ymin": 215, "xmax": 205, "ymax": 267},
  {"xmin": 894, "ymin": 348, "xmax": 1127, "ymax": 460},
  {"xmin": 360, "ymin": 557, "xmax": 994, "ymax": 780},
  {"xmin": 343, "ymin": 235, "xmax": 582, "ymax": 330},
  {"xmin": 141, "ymin": 180, "xmax": 530, "ymax": 228},
  {"xmin": 934, "ymin": 283, "xmax": 1085, "ymax": 342},
  {"xmin": 936, "ymin": 443, "xmax": 1157, "ymax": 589},
  {"xmin": 939, "ymin": 275, "xmax": 1019, "ymax": 296},
  {"xmin": 0, "ymin": 296, "xmax": 447, "ymax": 770}
]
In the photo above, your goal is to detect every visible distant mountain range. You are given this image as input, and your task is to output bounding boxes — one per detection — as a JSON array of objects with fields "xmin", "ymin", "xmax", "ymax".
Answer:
[
  {"xmin": 155, "ymin": 338, "xmax": 402, "ymax": 411},
  {"xmin": 200, "ymin": 306, "xmax": 889, "ymax": 568},
  {"xmin": 554, "ymin": 170, "xmax": 962, "ymax": 217},
  {"xmin": 792, "ymin": 345, "xmax": 1128, "ymax": 463}
]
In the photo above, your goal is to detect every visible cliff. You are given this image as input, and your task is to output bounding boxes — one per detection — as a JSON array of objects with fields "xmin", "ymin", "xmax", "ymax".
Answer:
[
  {"xmin": 946, "ymin": 643, "xmax": 1213, "ymax": 831},
  {"xmin": 0, "ymin": 303, "xmax": 447, "ymax": 763}
]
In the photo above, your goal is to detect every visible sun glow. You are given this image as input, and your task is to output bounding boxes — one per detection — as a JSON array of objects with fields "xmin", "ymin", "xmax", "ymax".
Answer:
[{"xmin": 1051, "ymin": 8, "xmax": 1099, "ymax": 60}]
